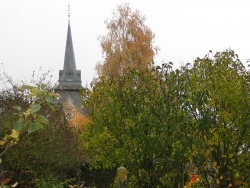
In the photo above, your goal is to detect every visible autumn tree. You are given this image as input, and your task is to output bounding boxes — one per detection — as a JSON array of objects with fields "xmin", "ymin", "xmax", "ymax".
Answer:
[
  {"xmin": 81, "ymin": 49, "xmax": 250, "ymax": 187},
  {"xmin": 97, "ymin": 3, "xmax": 158, "ymax": 78}
]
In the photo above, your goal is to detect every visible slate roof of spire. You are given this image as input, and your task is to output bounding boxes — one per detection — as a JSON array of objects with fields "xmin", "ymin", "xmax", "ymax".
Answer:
[
  {"xmin": 63, "ymin": 21, "xmax": 76, "ymax": 72},
  {"xmin": 55, "ymin": 13, "xmax": 88, "ymax": 115}
]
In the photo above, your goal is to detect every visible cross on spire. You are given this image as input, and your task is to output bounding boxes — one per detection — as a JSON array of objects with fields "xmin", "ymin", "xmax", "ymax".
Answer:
[{"xmin": 67, "ymin": 4, "xmax": 71, "ymax": 21}]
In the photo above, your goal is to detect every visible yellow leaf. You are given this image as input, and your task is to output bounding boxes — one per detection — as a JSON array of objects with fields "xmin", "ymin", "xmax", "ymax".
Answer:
[
  {"xmin": 11, "ymin": 182, "xmax": 18, "ymax": 187},
  {"xmin": 235, "ymin": 173, "xmax": 240, "ymax": 178},
  {"xmin": 23, "ymin": 111, "xmax": 30, "ymax": 120},
  {"xmin": 212, "ymin": 162, "xmax": 217, "ymax": 167},
  {"xmin": 209, "ymin": 128, "xmax": 216, "ymax": 133},
  {"xmin": 216, "ymin": 179, "xmax": 220, "ymax": 185},
  {"xmin": 208, "ymin": 140, "xmax": 214, "ymax": 146},
  {"xmin": 229, "ymin": 154, "xmax": 233, "ymax": 158},
  {"xmin": 10, "ymin": 129, "xmax": 20, "ymax": 139},
  {"xmin": 0, "ymin": 140, "xmax": 5, "ymax": 145},
  {"xmin": 205, "ymin": 149, "xmax": 211, "ymax": 157}
]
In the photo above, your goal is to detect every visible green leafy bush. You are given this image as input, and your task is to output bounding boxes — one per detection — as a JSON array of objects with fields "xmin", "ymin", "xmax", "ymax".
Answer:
[{"xmin": 36, "ymin": 174, "xmax": 74, "ymax": 188}]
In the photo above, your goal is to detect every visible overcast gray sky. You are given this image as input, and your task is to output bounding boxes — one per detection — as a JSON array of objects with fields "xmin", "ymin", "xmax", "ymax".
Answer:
[{"xmin": 1, "ymin": 0, "xmax": 250, "ymax": 87}]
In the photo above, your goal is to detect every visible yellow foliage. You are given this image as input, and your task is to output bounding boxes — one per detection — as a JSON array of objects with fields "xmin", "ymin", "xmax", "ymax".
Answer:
[
  {"xmin": 216, "ymin": 179, "xmax": 220, "ymax": 185},
  {"xmin": 97, "ymin": 3, "xmax": 158, "ymax": 78},
  {"xmin": 64, "ymin": 99, "xmax": 90, "ymax": 130},
  {"xmin": 68, "ymin": 111, "xmax": 90, "ymax": 130},
  {"xmin": 63, "ymin": 101, "xmax": 90, "ymax": 130},
  {"xmin": 10, "ymin": 129, "xmax": 20, "ymax": 140}
]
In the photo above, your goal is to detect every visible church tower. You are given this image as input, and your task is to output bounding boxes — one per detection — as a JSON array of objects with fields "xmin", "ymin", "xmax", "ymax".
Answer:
[{"xmin": 55, "ymin": 5, "xmax": 88, "ymax": 116}]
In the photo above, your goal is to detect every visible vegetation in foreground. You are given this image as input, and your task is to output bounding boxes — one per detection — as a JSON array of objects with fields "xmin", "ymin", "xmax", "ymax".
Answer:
[{"xmin": 0, "ymin": 3, "xmax": 249, "ymax": 188}]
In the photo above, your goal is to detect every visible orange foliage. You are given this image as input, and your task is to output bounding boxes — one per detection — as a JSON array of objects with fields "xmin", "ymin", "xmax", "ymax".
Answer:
[
  {"xmin": 63, "ymin": 99, "xmax": 90, "ymax": 130},
  {"xmin": 97, "ymin": 3, "xmax": 158, "ymax": 78},
  {"xmin": 184, "ymin": 174, "xmax": 200, "ymax": 188},
  {"xmin": 190, "ymin": 174, "xmax": 199, "ymax": 184},
  {"xmin": 67, "ymin": 109, "xmax": 90, "ymax": 130}
]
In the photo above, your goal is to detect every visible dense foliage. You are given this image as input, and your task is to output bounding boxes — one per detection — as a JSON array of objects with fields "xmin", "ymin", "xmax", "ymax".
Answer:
[
  {"xmin": 81, "ymin": 50, "xmax": 250, "ymax": 188},
  {"xmin": 0, "ymin": 83, "xmax": 84, "ymax": 187},
  {"xmin": 180, "ymin": 50, "xmax": 250, "ymax": 187},
  {"xmin": 1, "ymin": 3, "xmax": 250, "ymax": 188}
]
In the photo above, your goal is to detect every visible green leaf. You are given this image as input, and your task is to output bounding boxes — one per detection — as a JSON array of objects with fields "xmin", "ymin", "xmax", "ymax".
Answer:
[
  {"xmin": 49, "ymin": 105, "xmax": 55, "ymax": 111},
  {"xmin": 13, "ymin": 121, "xmax": 23, "ymax": 131},
  {"xmin": 40, "ymin": 83, "xmax": 46, "ymax": 90},
  {"xmin": 37, "ymin": 115, "xmax": 49, "ymax": 124},
  {"xmin": 30, "ymin": 87, "xmax": 39, "ymax": 95},
  {"xmin": 30, "ymin": 104, "xmax": 41, "ymax": 114},
  {"xmin": 50, "ymin": 93, "xmax": 61, "ymax": 98},
  {"xmin": 13, "ymin": 106, "xmax": 22, "ymax": 111},
  {"xmin": 21, "ymin": 85, "xmax": 35, "ymax": 90},
  {"xmin": 28, "ymin": 122, "xmax": 43, "ymax": 134},
  {"xmin": 45, "ymin": 95, "xmax": 53, "ymax": 103}
]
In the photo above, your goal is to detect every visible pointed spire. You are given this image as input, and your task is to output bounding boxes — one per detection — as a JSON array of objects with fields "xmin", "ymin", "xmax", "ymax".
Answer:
[
  {"xmin": 63, "ymin": 4, "xmax": 76, "ymax": 71},
  {"xmin": 63, "ymin": 20, "xmax": 76, "ymax": 71},
  {"xmin": 56, "ymin": 4, "xmax": 82, "ymax": 89}
]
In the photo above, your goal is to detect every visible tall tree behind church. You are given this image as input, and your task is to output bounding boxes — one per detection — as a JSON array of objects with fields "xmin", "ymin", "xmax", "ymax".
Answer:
[{"xmin": 97, "ymin": 3, "xmax": 158, "ymax": 78}]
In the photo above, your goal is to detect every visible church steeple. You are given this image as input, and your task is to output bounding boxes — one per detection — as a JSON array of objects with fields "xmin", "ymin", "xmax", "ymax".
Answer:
[
  {"xmin": 55, "ymin": 5, "xmax": 89, "ymax": 116},
  {"xmin": 63, "ymin": 5, "xmax": 76, "ymax": 71},
  {"xmin": 56, "ymin": 4, "xmax": 82, "ymax": 90}
]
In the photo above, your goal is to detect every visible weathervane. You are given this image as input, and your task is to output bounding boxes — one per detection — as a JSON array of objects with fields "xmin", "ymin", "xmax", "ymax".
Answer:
[{"xmin": 67, "ymin": 4, "xmax": 71, "ymax": 21}]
